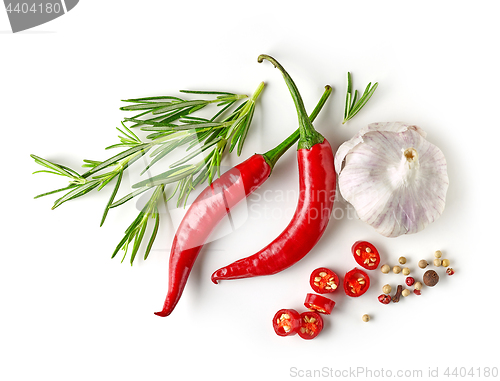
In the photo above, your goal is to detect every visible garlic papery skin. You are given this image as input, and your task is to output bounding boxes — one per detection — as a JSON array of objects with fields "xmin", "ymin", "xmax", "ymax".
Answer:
[{"xmin": 336, "ymin": 122, "xmax": 449, "ymax": 238}]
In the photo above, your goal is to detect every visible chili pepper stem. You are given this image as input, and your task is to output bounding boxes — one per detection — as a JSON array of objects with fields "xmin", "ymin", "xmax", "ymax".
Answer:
[
  {"xmin": 263, "ymin": 85, "xmax": 332, "ymax": 168},
  {"xmin": 258, "ymin": 55, "xmax": 324, "ymax": 150}
]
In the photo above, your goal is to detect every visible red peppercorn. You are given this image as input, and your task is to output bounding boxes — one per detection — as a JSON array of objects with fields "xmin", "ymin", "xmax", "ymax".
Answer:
[
  {"xmin": 405, "ymin": 277, "xmax": 415, "ymax": 286},
  {"xmin": 414, "ymin": 289, "xmax": 421, "ymax": 295},
  {"xmin": 378, "ymin": 294, "xmax": 391, "ymax": 304},
  {"xmin": 446, "ymin": 268, "xmax": 455, "ymax": 275}
]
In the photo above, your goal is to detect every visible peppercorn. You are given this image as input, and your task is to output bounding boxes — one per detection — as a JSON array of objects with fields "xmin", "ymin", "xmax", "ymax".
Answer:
[
  {"xmin": 418, "ymin": 260, "xmax": 428, "ymax": 269},
  {"xmin": 446, "ymin": 268, "xmax": 455, "ymax": 276},
  {"xmin": 433, "ymin": 258, "xmax": 442, "ymax": 267},
  {"xmin": 402, "ymin": 267, "xmax": 410, "ymax": 276},
  {"xmin": 405, "ymin": 277, "xmax": 415, "ymax": 286},
  {"xmin": 382, "ymin": 284, "xmax": 392, "ymax": 294},
  {"xmin": 402, "ymin": 289, "xmax": 410, "ymax": 297},
  {"xmin": 414, "ymin": 289, "xmax": 421, "ymax": 295},
  {"xmin": 398, "ymin": 256, "xmax": 407, "ymax": 265},
  {"xmin": 362, "ymin": 314, "xmax": 370, "ymax": 322},
  {"xmin": 442, "ymin": 259, "xmax": 450, "ymax": 267},
  {"xmin": 435, "ymin": 250, "xmax": 442, "ymax": 258},
  {"xmin": 423, "ymin": 270, "xmax": 439, "ymax": 287},
  {"xmin": 393, "ymin": 266, "xmax": 402, "ymax": 274},
  {"xmin": 414, "ymin": 281, "xmax": 423, "ymax": 290},
  {"xmin": 381, "ymin": 264, "xmax": 390, "ymax": 274}
]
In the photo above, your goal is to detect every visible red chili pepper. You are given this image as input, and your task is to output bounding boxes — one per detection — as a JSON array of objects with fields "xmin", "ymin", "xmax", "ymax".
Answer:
[
  {"xmin": 298, "ymin": 311, "xmax": 323, "ymax": 340},
  {"xmin": 273, "ymin": 309, "xmax": 301, "ymax": 336},
  {"xmin": 304, "ymin": 293, "xmax": 336, "ymax": 315},
  {"xmin": 352, "ymin": 241, "xmax": 380, "ymax": 270},
  {"xmin": 211, "ymin": 55, "xmax": 336, "ymax": 283},
  {"xmin": 343, "ymin": 268, "xmax": 370, "ymax": 297},
  {"xmin": 154, "ymin": 85, "xmax": 333, "ymax": 317},
  {"xmin": 309, "ymin": 267, "xmax": 339, "ymax": 294}
]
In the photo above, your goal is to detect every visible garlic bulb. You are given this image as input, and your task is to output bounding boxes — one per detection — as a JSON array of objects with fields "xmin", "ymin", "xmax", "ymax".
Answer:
[{"xmin": 335, "ymin": 122, "xmax": 449, "ymax": 237}]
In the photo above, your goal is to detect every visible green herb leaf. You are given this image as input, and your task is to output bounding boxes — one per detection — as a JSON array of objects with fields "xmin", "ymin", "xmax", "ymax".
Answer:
[
  {"xmin": 343, "ymin": 72, "xmax": 378, "ymax": 123},
  {"xmin": 100, "ymin": 170, "xmax": 123, "ymax": 226},
  {"xmin": 144, "ymin": 209, "xmax": 160, "ymax": 260}
]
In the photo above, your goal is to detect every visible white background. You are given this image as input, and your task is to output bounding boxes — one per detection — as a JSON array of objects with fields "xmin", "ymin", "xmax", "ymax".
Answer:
[{"xmin": 1, "ymin": 1, "xmax": 499, "ymax": 380}]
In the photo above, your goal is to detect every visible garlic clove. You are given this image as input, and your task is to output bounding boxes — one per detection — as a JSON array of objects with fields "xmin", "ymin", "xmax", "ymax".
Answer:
[{"xmin": 337, "ymin": 123, "xmax": 448, "ymax": 238}]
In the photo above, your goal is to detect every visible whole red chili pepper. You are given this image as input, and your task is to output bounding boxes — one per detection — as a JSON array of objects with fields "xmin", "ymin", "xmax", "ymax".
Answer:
[
  {"xmin": 154, "ymin": 85, "xmax": 332, "ymax": 317},
  {"xmin": 211, "ymin": 55, "xmax": 336, "ymax": 283}
]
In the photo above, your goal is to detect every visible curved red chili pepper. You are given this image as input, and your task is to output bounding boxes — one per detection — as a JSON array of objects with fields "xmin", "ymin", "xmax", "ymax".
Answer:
[
  {"xmin": 154, "ymin": 155, "xmax": 270, "ymax": 317},
  {"xmin": 155, "ymin": 84, "xmax": 333, "ymax": 317},
  {"xmin": 211, "ymin": 55, "xmax": 336, "ymax": 283}
]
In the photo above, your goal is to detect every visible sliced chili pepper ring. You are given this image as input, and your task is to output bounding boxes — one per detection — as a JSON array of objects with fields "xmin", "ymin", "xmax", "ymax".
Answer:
[
  {"xmin": 304, "ymin": 293, "xmax": 336, "ymax": 315},
  {"xmin": 352, "ymin": 241, "xmax": 380, "ymax": 270},
  {"xmin": 309, "ymin": 267, "xmax": 340, "ymax": 294},
  {"xmin": 298, "ymin": 311, "xmax": 323, "ymax": 340},
  {"xmin": 272, "ymin": 309, "xmax": 301, "ymax": 336},
  {"xmin": 343, "ymin": 267, "xmax": 371, "ymax": 297}
]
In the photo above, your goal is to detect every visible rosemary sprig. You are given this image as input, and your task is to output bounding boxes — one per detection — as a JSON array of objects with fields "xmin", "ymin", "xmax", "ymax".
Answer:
[
  {"xmin": 31, "ymin": 83, "xmax": 265, "ymax": 264},
  {"xmin": 343, "ymin": 72, "xmax": 378, "ymax": 123}
]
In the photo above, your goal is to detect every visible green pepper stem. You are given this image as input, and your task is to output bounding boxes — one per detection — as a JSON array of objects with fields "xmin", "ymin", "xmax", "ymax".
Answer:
[
  {"xmin": 258, "ymin": 54, "xmax": 324, "ymax": 150},
  {"xmin": 263, "ymin": 85, "xmax": 332, "ymax": 169}
]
